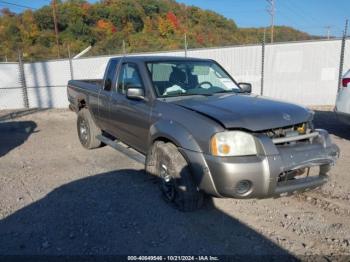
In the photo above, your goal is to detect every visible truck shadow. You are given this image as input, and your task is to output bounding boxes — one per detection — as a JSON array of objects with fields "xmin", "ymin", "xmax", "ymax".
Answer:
[
  {"xmin": 0, "ymin": 169, "xmax": 296, "ymax": 259},
  {"xmin": 0, "ymin": 121, "xmax": 37, "ymax": 158},
  {"xmin": 313, "ymin": 110, "xmax": 350, "ymax": 140}
]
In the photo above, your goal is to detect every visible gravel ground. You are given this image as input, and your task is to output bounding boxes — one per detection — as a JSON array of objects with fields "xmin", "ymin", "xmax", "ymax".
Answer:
[{"xmin": 0, "ymin": 109, "xmax": 349, "ymax": 259}]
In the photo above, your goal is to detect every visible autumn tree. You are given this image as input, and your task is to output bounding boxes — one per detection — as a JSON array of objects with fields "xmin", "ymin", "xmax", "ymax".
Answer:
[{"xmin": 0, "ymin": 0, "xmax": 317, "ymax": 62}]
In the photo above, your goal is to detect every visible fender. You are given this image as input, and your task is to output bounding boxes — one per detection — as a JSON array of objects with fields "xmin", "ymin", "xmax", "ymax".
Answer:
[
  {"xmin": 148, "ymin": 119, "xmax": 220, "ymax": 196},
  {"xmin": 149, "ymin": 119, "xmax": 202, "ymax": 152},
  {"xmin": 75, "ymin": 93, "xmax": 100, "ymax": 125}
]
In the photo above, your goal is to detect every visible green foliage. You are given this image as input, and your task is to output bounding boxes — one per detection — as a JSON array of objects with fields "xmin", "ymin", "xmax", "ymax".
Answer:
[
  {"xmin": 0, "ymin": 0, "xmax": 319, "ymax": 62},
  {"xmin": 240, "ymin": 26, "xmax": 320, "ymax": 44}
]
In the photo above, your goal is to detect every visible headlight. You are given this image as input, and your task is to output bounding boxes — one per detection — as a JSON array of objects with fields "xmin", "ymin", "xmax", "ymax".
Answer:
[{"xmin": 210, "ymin": 131, "xmax": 257, "ymax": 156}]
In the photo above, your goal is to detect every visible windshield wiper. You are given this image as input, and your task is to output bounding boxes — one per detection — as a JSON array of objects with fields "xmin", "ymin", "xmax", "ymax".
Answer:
[
  {"xmin": 189, "ymin": 93, "xmax": 213, "ymax": 96},
  {"xmin": 212, "ymin": 90, "xmax": 238, "ymax": 94},
  {"xmin": 163, "ymin": 93, "xmax": 213, "ymax": 98}
]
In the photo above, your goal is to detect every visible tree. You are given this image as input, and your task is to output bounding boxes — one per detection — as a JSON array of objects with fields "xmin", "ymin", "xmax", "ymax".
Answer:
[{"xmin": 0, "ymin": 0, "xmax": 317, "ymax": 62}]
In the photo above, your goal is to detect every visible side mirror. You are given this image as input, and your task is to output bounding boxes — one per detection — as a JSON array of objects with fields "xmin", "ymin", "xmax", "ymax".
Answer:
[
  {"xmin": 126, "ymin": 86, "xmax": 145, "ymax": 100},
  {"xmin": 238, "ymin": 82, "xmax": 252, "ymax": 93}
]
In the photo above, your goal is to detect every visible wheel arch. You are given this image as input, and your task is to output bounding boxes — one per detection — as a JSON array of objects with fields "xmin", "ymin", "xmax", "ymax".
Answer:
[
  {"xmin": 149, "ymin": 120, "xmax": 202, "ymax": 152},
  {"xmin": 145, "ymin": 120, "xmax": 201, "ymax": 178},
  {"xmin": 77, "ymin": 96, "xmax": 87, "ymax": 110},
  {"xmin": 147, "ymin": 120, "xmax": 220, "ymax": 197}
]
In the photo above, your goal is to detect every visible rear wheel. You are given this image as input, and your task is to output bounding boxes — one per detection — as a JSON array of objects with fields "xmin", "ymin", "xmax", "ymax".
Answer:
[
  {"xmin": 153, "ymin": 142, "xmax": 204, "ymax": 212},
  {"xmin": 77, "ymin": 108, "xmax": 102, "ymax": 149}
]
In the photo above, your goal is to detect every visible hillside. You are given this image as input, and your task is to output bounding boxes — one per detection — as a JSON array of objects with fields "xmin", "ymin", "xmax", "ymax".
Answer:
[
  {"xmin": 0, "ymin": 0, "xmax": 319, "ymax": 61},
  {"xmin": 240, "ymin": 26, "xmax": 320, "ymax": 43}
]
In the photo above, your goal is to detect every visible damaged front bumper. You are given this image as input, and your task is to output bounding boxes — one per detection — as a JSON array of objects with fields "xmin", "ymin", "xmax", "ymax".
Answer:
[{"xmin": 182, "ymin": 129, "xmax": 339, "ymax": 198}]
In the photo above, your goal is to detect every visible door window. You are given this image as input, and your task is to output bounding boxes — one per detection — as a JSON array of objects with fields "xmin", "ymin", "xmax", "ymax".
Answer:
[
  {"xmin": 117, "ymin": 63, "xmax": 143, "ymax": 94},
  {"xmin": 104, "ymin": 59, "xmax": 119, "ymax": 91}
]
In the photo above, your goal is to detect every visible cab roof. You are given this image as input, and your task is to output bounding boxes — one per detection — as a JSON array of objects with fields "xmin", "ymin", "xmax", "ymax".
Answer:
[{"xmin": 110, "ymin": 56, "xmax": 213, "ymax": 63}]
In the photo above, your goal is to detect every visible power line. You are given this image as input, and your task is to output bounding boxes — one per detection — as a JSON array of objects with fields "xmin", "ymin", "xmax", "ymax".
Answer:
[
  {"xmin": 0, "ymin": 0, "xmax": 37, "ymax": 10},
  {"xmin": 280, "ymin": 0, "xmax": 328, "ymax": 32},
  {"xmin": 279, "ymin": 1, "xmax": 344, "ymax": 38},
  {"xmin": 279, "ymin": 1, "xmax": 317, "ymax": 27},
  {"xmin": 290, "ymin": 1, "xmax": 331, "ymax": 29}
]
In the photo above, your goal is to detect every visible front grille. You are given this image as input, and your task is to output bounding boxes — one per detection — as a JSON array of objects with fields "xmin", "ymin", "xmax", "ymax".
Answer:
[{"xmin": 260, "ymin": 122, "xmax": 314, "ymax": 145}]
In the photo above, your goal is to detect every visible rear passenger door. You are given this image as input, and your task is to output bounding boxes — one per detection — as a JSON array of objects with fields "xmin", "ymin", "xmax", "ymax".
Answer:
[
  {"xmin": 97, "ymin": 59, "xmax": 119, "ymax": 132},
  {"xmin": 109, "ymin": 62, "xmax": 152, "ymax": 153}
]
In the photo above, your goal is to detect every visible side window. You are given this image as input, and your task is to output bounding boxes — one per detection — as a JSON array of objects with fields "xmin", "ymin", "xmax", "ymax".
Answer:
[
  {"xmin": 117, "ymin": 63, "xmax": 143, "ymax": 94},
  {"xmin": 104, "ymin": 59, "xmax": 118, "ymax": 91}
]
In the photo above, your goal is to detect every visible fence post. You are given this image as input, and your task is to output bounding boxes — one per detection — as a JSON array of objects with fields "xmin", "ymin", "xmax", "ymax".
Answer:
[
  {"xmin": 260, "ymin": 29, "xmax": 266, "ymax": 96},
  {"xmin": 338, "ymin": 19, "xmax": 348, "ymax": 93},
  {"xmin": 68, "ymin": 45, "xmax": 74, "ymax": 80},
  {"xmin": 184, "ymin": 33, "xmax": 188, "ymax": 57},
  {"xmin": 18, "ymin": 50, "xmax": 29, "ymax": 108}
]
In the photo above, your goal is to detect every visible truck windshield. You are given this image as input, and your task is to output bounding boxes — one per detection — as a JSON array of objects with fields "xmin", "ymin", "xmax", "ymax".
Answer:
[{"xmin": 146, "ymin": 61, "xmax": 240, "ymax": 97}]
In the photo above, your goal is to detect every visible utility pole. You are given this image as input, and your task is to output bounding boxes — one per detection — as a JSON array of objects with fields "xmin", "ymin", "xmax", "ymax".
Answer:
[
  {"xmin": 325, "ymin": 26, "xmax": 332, "ymax": 40},
  {"xmin": 52, "ymin": 0, "xmax": 60, "ymax": 58},
  {"xmin": 266, "ymin": 0, "xmax": 275, "ymax": 43}
]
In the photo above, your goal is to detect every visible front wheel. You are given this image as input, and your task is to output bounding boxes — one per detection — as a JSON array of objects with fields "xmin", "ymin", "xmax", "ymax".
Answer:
[
  {"xmin": 153, "ymin": 142, "xmax": 204, "ymax": 212},
  {"xmin": 77, "ymin": 108, "xmax": 102, "ymax": 149}
]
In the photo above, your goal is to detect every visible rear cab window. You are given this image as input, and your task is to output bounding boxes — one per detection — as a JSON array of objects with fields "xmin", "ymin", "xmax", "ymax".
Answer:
[{"xmin": 103, "ymin": 59, "xmax": 119, "ymax": 91}]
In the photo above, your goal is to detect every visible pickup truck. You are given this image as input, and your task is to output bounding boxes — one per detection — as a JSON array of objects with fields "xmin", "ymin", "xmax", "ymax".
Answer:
[{"xmin": 67, "ymin": 56, "xmax": 339, "ymax": 211}]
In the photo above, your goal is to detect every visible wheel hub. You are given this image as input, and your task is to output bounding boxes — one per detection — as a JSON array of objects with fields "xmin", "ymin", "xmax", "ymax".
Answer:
[
  {"xmin": 79, "ymin": 119, "xmax": 88, "ymax": 143},
  {"xmin": 160, "ymin": 163, "xmax": 175, "ymax": 201}
]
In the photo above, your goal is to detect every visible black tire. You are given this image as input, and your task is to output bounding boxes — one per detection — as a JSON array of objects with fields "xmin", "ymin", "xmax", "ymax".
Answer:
[
  {"xmin": 153, "ymin": 142, "xmax": 204, "ymax": 212},
  {"xmin": 77, "ymin": 108, "xmax": 102, "ymax": 149}
]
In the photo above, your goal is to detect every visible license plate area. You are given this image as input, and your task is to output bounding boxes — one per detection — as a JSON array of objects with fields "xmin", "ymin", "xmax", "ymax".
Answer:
[{"xmin": 278, "ymin": 166, "xmax": 321, "ymax": 182}]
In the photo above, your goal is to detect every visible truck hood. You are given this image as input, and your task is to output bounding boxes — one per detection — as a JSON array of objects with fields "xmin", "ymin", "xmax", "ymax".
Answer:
[{"xmin": 172, "ymin": 94, "xmax": 312, "ymax": 131}]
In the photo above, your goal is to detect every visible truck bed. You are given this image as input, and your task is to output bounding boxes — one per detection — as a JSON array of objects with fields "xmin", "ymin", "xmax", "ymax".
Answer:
[
  {"xmin": 67, "ymin": 79, "xmax": 103, "ymax": 112},
  {"xmin": 68, "ymin": 79, "xmax": 103, "ymax": 89}
]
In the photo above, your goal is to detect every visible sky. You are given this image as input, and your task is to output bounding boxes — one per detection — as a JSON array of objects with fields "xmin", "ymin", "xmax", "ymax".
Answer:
[{"xmin": 0, "ymin": 0, "xmax": 349, "ymax": 37}]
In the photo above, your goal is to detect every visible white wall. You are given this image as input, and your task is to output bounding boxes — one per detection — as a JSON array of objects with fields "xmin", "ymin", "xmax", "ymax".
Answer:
[
  {"xmin": 0, "ymin": 63, "xmax": 24, "ymax": 109},
  {"xmin": 0, "ymin": 39, "xmax": 348, "ymax": 109}
]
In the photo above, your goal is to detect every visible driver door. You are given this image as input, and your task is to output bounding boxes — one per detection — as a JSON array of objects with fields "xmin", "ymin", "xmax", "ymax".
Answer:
[{"xmin": 109, "ymin": 62, "xmax": 152, "ymax": 153}]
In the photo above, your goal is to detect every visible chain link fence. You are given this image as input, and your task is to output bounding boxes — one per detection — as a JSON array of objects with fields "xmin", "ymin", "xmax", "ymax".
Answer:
[{"xmin": 0, "ymin": 38, "xmax": 349, "ymax": 110}]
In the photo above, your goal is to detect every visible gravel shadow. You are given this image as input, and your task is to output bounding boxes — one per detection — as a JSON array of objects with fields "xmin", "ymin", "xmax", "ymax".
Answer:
[
  {"xmin": 0, "ymin": 169, "xmax": 296, "ymax": 259},
  {"xmin": 0, "ymin": 108, "xmax": 48, "ymax": 122},
  {"xmin": 0, "ymin": 121, "xmax": 37, "ymax": 158}
]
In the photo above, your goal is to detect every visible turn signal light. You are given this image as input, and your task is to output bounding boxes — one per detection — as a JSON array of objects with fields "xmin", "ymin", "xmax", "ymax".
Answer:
[{"xmin": 342, "ymin": 78, "xmax": 350, "ymax": 88}]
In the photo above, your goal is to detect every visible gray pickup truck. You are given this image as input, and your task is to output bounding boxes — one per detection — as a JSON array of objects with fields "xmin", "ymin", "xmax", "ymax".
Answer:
[{"xmin": 67, "ymin": 56, "xmax": 339, "ymax": 211}]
